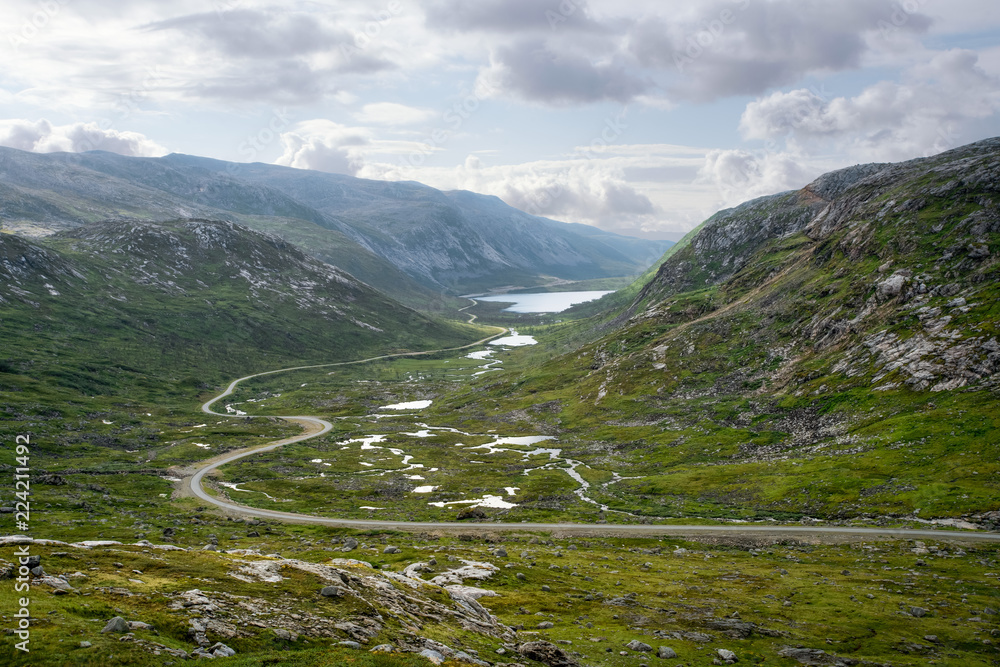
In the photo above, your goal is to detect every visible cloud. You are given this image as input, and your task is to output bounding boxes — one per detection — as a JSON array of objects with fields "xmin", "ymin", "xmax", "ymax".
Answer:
[
  {"xmin": 477, "ymin": 38, "xmax": 650, "ymax": 105},
  {"xmin": 143, "ymin": 8, "xmax": 395, "ymax": 104},
  {"xmin": 698, "ymin": 148, "xmax": 812, "ymax": 207},
  {"xmin": 0, "ymin": 118, "xmax": 167, "ymax": 156},
  {"xmin": 424, "ymin": 0, "xmax": 607, "ymax": 33},
  {"xmin": 628, "ymin": 0, "xmax": 932, "ymax": 101},
  {"xmin": 739, "ymin": 49, "xmax": 1000, "ymax": 160},
  {"xmin": 359, "ymin": 152, "xmax": 660, "ymax": 230},
  {"xmin": 463, "ymin": 0, "xmax": 934, "ymax": 107},
  {"xmin": 275, "ymin": 120, "xmax": 370, "ymax": 174},
  {"xmin": 146, "ymin": 9, "xmax": 350, "ymax": 59},
  {"xmin": 354, "ymin": 103, "xmax": 435, "ymax": 126}
]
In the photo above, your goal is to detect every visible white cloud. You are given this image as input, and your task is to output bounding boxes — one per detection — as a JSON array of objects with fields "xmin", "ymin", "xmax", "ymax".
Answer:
[
  {"xmin": 697, "ymin": 149, "xmax": 814, "ymax": 207},
  {"xmin": 355, "ymin": 144, "xmax": 718, "ymax": 236},
  {"xmin": 740, "ymin": 49, "xmax": 1000, "ymax": 161},
  {"xmin": 274, "ymin": 120, "xmax": 371, "ymax": 174},
  {"xmin": 354, "ymin": 103, "xmax": 435, "ymax": 126},
  {"xmin": 0, "ymin": 118, "xmax": 167, "ymax": 156}
]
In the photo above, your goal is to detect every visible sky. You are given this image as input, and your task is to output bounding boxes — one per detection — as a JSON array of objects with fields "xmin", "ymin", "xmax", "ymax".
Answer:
[{"xmin": 2, "ymin": 1, "xmax": 1000, "ymax": 240}]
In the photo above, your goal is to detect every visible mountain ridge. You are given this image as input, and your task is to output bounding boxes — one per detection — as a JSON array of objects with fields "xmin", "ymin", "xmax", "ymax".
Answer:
[
  {"xmin": 0, "ymin": 147, "xmax": 672, "ymax": 297},
  {"xmin": 454, "ymin": 137, "xmax": 1000, "ymax": 522}
]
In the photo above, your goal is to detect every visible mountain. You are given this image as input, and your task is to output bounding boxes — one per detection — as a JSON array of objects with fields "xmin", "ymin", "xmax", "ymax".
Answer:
[
  {"xmin": 0, "ymin": 218, "xmax": 482, "ymax": 399},
  {"xmin": 0, "ymin": 147, "xmax": 672, "ymax": 297},
  {"xmin": 455, "ymin": 138, "xmax": 1000, "ymax": 522}
]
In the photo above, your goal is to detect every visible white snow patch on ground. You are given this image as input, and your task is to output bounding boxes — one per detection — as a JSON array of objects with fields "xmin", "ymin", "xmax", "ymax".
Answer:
[
  {"xmin": 412, "ymin": 485, "xmax": 438, "ymax": 493},
  {"xmin": 194, "ymin": 443, "xmax": 212, "ymax": 449},
  {"xmin": 428, "ymin": 495, "xmax": 517, "ymax": 509},
  {"xmin": 466, "ymin": 350, "xmax": 493, "ymax": 360},
  {"xmin": 504, "ymin": 487, "xmax": 520, "ymax": 496},
  {"xmin": 359, "ymin": 506, "xmax": 384, "ymax": 510},
  {"xmin": 380, "ymin": 400, "xmax": 432, "ymax": 410}
]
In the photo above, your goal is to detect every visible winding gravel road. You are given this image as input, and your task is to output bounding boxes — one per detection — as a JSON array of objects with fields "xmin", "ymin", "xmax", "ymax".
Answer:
[{"xmin": 185, "ymin": 330, "xmax": 1000, "ymax": 544}]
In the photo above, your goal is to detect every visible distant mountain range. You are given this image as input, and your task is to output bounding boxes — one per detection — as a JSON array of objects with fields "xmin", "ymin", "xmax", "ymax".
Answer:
[{"xmin": 0, "ymin": 148, "xmax": 673, "ymax": 300}]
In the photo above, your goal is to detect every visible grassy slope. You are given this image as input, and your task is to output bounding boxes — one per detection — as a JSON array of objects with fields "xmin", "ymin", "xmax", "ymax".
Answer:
[
  {"xmin": 439, "ymin": 145, "xmax": 1000, "ymax": 522},
  {"xmin": 1, "ymin": 221, "xmax": 484, "ymax": 398}
]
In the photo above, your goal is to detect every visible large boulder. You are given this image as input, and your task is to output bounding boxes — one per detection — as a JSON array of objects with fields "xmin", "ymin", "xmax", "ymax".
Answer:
[
  {"xmin": 101, "ymin": 616, "xmax": 129, "ymax": 634},
  {"xmin": 518, "ymin": 640, "xmax": 580, "ymax": 667}
]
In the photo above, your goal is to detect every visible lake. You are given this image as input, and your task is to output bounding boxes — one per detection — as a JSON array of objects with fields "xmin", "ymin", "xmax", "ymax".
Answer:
[{"xmin": 476, "ymin": 290, "xmax": 614, "ymax": 313}]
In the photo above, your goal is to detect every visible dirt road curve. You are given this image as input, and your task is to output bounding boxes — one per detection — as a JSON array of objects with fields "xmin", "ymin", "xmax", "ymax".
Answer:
[{"xmin": 184, "ymin": 340, "xmax": 1000, "ymax": 543}]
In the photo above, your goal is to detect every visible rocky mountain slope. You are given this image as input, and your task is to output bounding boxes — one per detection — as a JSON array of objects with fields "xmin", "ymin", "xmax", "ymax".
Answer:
[
  {"xmin": 0, "ymin": 147, "xmax": 671, "ymax": 296},
  {"xmin": 455, "ymin": 138, "xmax": 1000, "ymax": 522},
  {"xmin": 0, "ymin": 218, "xmax": 482, "ymax": 399}
]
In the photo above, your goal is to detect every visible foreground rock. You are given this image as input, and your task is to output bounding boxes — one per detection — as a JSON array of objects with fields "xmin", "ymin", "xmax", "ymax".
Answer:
[{"xmin": 518, "ymin": 640, "xmax": 580, "ymax": 667}]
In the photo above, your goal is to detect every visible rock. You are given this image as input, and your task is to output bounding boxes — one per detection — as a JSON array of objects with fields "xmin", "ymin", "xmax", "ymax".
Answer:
[
  {"xmin": 541, "ymin": 585, "xmax": 550, "ymax": 592},
  {"xmin": 273, "ymin": 629, "xmax": 297, "ymax": 641},
  {"xmin": 716, "ymin": 648, "xmax": 738, "ymax": 664},
  {"xmin": 30, "ymin": 566, "xmax": 44, "ymax": 577},
  {"xmin": 339, "ymin": 641, "xmax": 362, "ymax": 649},
  {"xmin": 458, "ymin": 507, "xmax": 487, "ymax": 520},
  {"xmin": 79, "ymin": 641, "xmax": 92, "ymax": 648},
  {"xmin": 383, "ymin": 546, "xmax": 401, "ymax": 554},
  {"xmin": 370, "ymin": 644, "xmax": 394, "ymax": 653},
  {"xmin": 969, "ymin": 243, "xmax": 991, "ymax": 259},
  {"xmin": 193, "ymin": 642, "xmax": 236, "ymax": 658},
  {"xmin": 706, "ymin": 619, "xmax": 755, "ymax": 639},
  {"xmin": 101, "ymin": 616, "xmax": 130, "ymax": 634},
  {"xmin": 455, "ymin": 650, "xmax": 489, "ymax": 666},
  {"xmin": 37, "ymin": 575, "xmax": 75, "ymax": 593},
  {"xmin": 924, "ymin": 635, "xmax": 938, "ymax": 643},
  {"xmin": 519, "ymin": 640, "xmax": 580, "ymax": 667},
  {"xmin": 321, "ymin": 586, "xmax": 344, "ymax": 597},
  {"xmin": 342, "ymin": 537, "xmax": 358, "ymax": 552},
  {"xmin": 657, "ymin": 646, "xmax": 678, "ymax": 659},
  {"xmin": 877, "ymin": 273, "xmax": 908, "ymax": 300},
  {"xmin": 420, "ymin": 648, "xmax": 446, "ymax": 665},
  {"xmin": 495, "ymin": 548, "xmax": 508, "ymax": 558},
  {"xmin": 25, "ymin": 555, "xmax": 40, "ymax": 569},
  {"xmin": 538, "ymin": 621, "xmax": 554, "ymax": 629},
  {"xmin": 516, "ymin": 572, "xmax": 526, "ymax": 580},
  {"xmin": 626, "ymin": 640, "xmax": 653, "ymax": 652},
  {"xmin": 128, "ymin": 621, "xmax": 154, "ymax": 631},
  {"xmin": 910, "ymin": 607, "xmax": 928, "ymax": 617},
  {"xmin": 208, "ymin": 642, "xmax": 236, "ymax": 658},
  {"xmin": 776, "ymin": 646, "xmax": 858, "ymax": 666}
]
